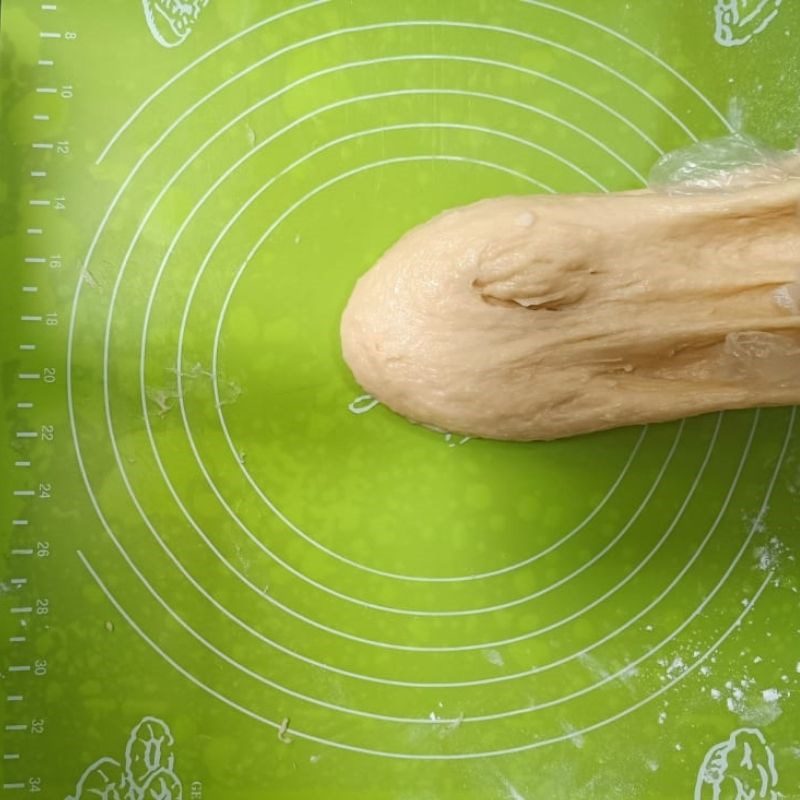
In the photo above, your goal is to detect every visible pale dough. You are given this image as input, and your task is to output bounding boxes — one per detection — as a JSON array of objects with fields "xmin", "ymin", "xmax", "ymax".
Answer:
[{"xmin": 341, "ymin": 168, "xmax": 800, "ymax": 441}]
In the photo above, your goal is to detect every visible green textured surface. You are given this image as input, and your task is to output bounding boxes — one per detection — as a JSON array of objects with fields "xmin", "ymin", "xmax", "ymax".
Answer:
[{"xmin": 1, "ymin": 1, "xmax": 800, "ymax": 798}]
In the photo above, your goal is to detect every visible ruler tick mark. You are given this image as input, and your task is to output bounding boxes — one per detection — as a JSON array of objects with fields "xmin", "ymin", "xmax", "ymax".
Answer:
[
  {"xmin": 18, "ymin": 373, "xmax": 41, "ymax": 380},
  {"xmin": 31, "ymin": 143, "xmax": 53, "ymax": 150},
  {"xmin": 22, "ymin": 287, "xmax": 39, "ymax": 294},
  {"xmin": 20, "ymin": 316, "xmax": 42, "ymax": 322},
  {"xmin": 35, "ymin": 87, "xmax": 57, "ymax": 94},
  {"xmin": 37, "ymin": 59, "xmax": 54, "ymax": 66},
  {"xmin": 16, "ymin": 432, "xmax": 38, "ymax": 438},
  {"xmin": 3, "ymin": 782, "xmax": 26, "ymax": 790},
  {"xmin": 4, "ymin": 723, "xmax": 28, "ymax": 730},
  {"xmin": 10, "ymin": 550, "xmax": 34, "ymax": 556},
  {"xmin": 6, "ymin": 667, "xmax": 30, "ymax": 674},
  {"xmin": 32, "ymin": 114, "xmax": 50, "ymax": 121},
  {"xmin": 5, "ymin": 696, "xmax": 23, "ymax": 702},
  {"xmin": 13, "ymin": 491, "xmax": 35, "ymax": 497},
  {"xmin": 30, "ymin": 171, "xmax": 47, "ymax": 178},
  {"xmin": 18, "ymin": 346, "xmax": 36, "ymax": 352},
  {"xmin": 2, "ymin": 754, "xmax": 20, "ymax": 760},
  {"xmin": 39, "ymin": 31, "xmax": 62, "ymax": 38},
  {"xmin": 42, "ymin": 3, "xmax": 58, "ymax": 9},
  {"xmin": 16, "ymin": 403, "xmax": 34, "ymax": 409},
  {"xmin": 8, "ymin": 637, "xmax": 26, "ymax": 644},
  {"xmin": 13, "ymin": 463, "xmax": 32, "ymax": 469},
  {"xmin": 9, "ymin": 608, "xmax": 32, "ymax": 615},
  {"xmin": 28, "ymin": 199, "xmax": 51, "ymax": 206},
  {"xmin": 11, "ymin": 521, "xmax": 29, "ymax": 527},
  {"xmin": 24, "ymin": 257, "xmax": 46, "ymax": 264},
  {"xmin": 26, "ymin": 229, "xmax": 43, "ymax": 236}
]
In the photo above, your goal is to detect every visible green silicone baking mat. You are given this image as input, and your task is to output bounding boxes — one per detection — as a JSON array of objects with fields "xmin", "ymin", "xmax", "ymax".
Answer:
[{"xmin": 2, "ymin": 1, "xmax": 800, "ymax": 797}]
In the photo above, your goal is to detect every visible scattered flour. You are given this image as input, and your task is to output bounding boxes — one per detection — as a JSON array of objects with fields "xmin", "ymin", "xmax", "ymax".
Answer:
[
  {"xmin": 762, "ymin": 688, "xmax": 781, "ymax": 703},
  {"xmin": 714, "ymin": 676, "xmax": 785, "ymax": 726},
  {"xmin": 755, "ymin": 537, "xmax": 790, "ymax": 572},
  {"xmin": 484, "ymin": 649, "xmax": 505, "ymax": 667},
  {"xmin": 562, "ymin": 723, "xmax": 585, "ymax": 750}
]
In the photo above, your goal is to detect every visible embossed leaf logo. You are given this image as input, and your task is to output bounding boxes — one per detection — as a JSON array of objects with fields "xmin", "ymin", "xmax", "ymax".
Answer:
[
  {"xmin": 66, "ymin": 717, "xmax": 183, "ymax": 800},
  {"xmin": 694, "ymin": 727, "xmax": 779, "ymax": 800},
  {"xmin": 714, "ymin": 0, "xmax": 783, "ymax": 47},
  {"xmin": 141, "ymin": 0, "xmax": 211, "ymax": 48}
]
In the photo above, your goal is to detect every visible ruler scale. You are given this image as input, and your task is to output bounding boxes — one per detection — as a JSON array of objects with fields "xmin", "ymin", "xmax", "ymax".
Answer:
[{"xmin": 1, "ymin": 0, "xmax": 68, "ymax": 791}]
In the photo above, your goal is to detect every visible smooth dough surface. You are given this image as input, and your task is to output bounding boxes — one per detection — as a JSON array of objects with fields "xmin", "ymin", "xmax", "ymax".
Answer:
[{"xmin": 341, "ymin": 169, "xmax": 800, "ymax": 441}]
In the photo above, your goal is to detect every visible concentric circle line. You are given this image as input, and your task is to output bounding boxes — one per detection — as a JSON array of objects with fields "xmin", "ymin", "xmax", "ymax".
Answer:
[
  {"xmin": 90, "ymin": 156, "xmax": 612, "ymax": 655},
  {"xmin": 140, "ymin": 90, "xmax": 732, "ymax": 664},
  {"xmin": 110, "ymin": 50, "xmax": 648, "ymax": 600},
  {"xmin": 138, "ymin": 57, "xmax": 677, "ymax": 584},
  {"xmin": 169, "ymin": 76, "xmax": 641, "ymax": 588},
  {"xmin": 180, "ymin": 83, "xmax": 744, "ymax": 648},
  {"xmin": 70, "ymin": 407, "xmax": 790, "ymax": 744},
  {"xmin": 73, "ymin": 195, "xmax": 780, "ymax": 724},
  {"xmin": 154, "ymin": 86, "xmax": 653, "ymax": 583},
  {"xmin": 416, "ymin": 54, "xmax": 665, "ymax": 155},
  {"xmin": 148, "ymin": 123, "xmax": 655, "ymax": 615},
  {"xmin": 94, "ymin": 139, "xmax": 676, "ymax": 664},
  {"xmin": 65, "ymin": 0, "xmax": 775, "ymax": 759},
  {"xmin": 130, "ymin": 145, "xmax": 592, "ymax": 620},
  {"xmin": 85, "ymin": 16, "xmax": 701, "ymax": 288},
  {"xmin": 95, "ymin": 0, "xmax": 331, "ymax": 163},
  {"xmin": 69, "ymin": 407, "xmax": 742, "ymax": 697},
  {"xmin": 441, "ymin": 429, "xmax": 775, "ymax": 719},
  {"xmin": 440, "ymin": 412, "xmax": 726, "ymax": 673},
  {"xmin": 201, "ymin": 416, "xmax": 679, "ymax": 620},
  {"xmin": 190, "ymin": 148, "xmax": 665, "ymax": 618},
  {"xmin": 206, "ymin": 155, "xmax": 678, "ymax": 606},
  {"xmin": 66, "ymin": 422, "xmax": 753, "ymax": 729},
  {"xmin": 73, "ymin": 406, "xmax": 791, "ymax": 747},
  {"xmin": 69, "ymin": 0, "xmax": 781, "ymax": 761},
  {"xmin": 140, "ymin": 99, "xmax": 628, "ymax": 585},
  {"xmin": 79, "ymin": 166, "xmax": 788, "ymax": 728},
  {"xmin": 98, "ymin": 61, "xmax": 650, "ymax": 617},
  {"xmin": 98, "ymin": 15, "xmax": 698, "ymax": 169},
  {"xmin": 458, "ymin": 405, "xmax": 794, "ymax": 719},
  {"xmin": 115, "ymin": 406, "xmax": 720, "ymax": 700},
  {"xmin": 69, "ymin": 415, "xmax": 750, "ymax": 727},
  {"xmin": 78, "ymin": 548, "xmax": 774, "ymax": 759},
  {"xmin": 79, "ymin": 51, "xmax": 724, "ymax": 644},
  {"xmin": 521, "ymin": 0, "xmax": 733, "ymax": 132},
  {"xmin": 393, "ymin": 408, "xmax": 758, "ymax": 681}
]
